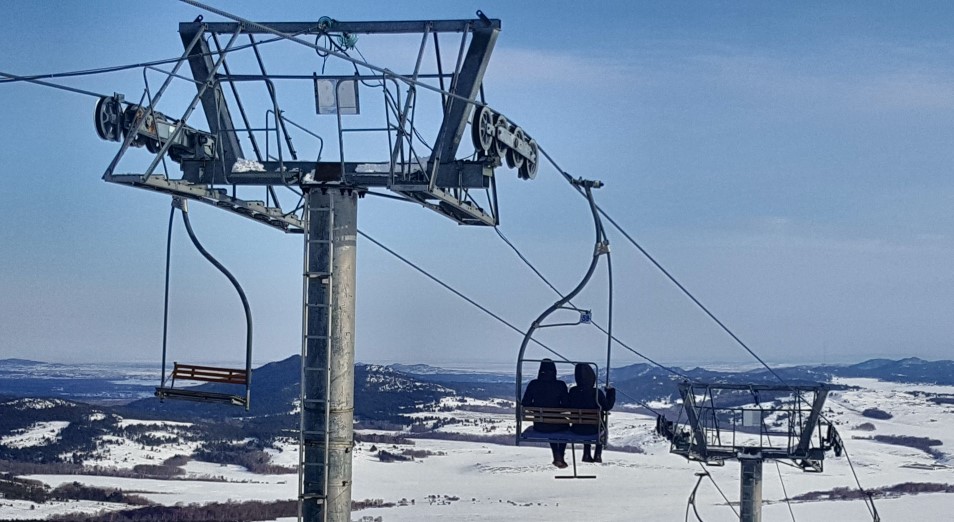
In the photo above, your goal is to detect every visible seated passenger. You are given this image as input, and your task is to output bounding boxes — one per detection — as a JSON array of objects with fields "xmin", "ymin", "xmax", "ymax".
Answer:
[
  {"xmin": 567, "ymin": 363, "xmax": 616, "ymax": 463},
  {"xmin": 521, "ymin": 359, "xmax": 569, "ymax": 468}
]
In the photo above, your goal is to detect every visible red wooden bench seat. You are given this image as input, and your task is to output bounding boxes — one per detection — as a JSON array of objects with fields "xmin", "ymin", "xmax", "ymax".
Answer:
[{"xmin": 155, "ymin": 362, "xmax": 249, "ymax": 408}]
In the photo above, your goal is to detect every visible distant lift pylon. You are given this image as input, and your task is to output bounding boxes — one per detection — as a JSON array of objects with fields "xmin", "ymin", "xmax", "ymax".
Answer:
[
  {"xmin": 657, "ymin": 382, "xmax": 846, "ymax": 522},
  {"xmin": 154, "ymin": 197, "xmax": 253, "ymax": 410}
]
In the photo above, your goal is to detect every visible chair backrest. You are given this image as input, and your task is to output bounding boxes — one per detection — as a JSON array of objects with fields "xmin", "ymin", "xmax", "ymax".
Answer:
[
  {"xmin": 521, "ymin": 406, "xmax": 604, "ymax": 427},
  {"xmin": 171, "ymin": 363, "xmax": 248, "ymax": 385}
]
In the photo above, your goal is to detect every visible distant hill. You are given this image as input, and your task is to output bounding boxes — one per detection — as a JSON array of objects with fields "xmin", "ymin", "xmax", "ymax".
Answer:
[
  {"xmin": 825, "ymin": 357, "xmax": 954, "ymax": 385},
  {"xmin": 119, "ymin": 356, "xmax": 456, "ymax": 426},
  {"xmin": 0, "ymin": 358, "xmax": 47, "ymax": 366},
  {"xmin": 4, "ymin": 356, "xmax": 954, "ymax": 425},
  {"xmin": 0, "ymin": 397, "xmax": 112, "ymax": 464},
  {"xmin": 390, "ymin": 363, "xmax": 513, "ymax": 401},
  {"xmin": 390, "ymin": 363, "xmax": 511, "ymax": 383}
]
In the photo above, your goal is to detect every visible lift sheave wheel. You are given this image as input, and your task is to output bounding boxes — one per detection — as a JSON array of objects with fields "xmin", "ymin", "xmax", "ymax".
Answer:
[
  {"xmin": 507, "ymin": 127, "xmax": 526, "ymax": 170},
  {"xmin": 494, "ymin": 115, "xmax": 510, "ymax": 159},
  {"xmin": 94, "ymin": 95, "xmax": 124, "ymax": 142},
  {"xmin": 471, "ymin": 106, "xmax": 496, "ymax": 154},
  {"xmin": 519, "ymin": 139, "xmax": 539, "ymax": 180},
  {"xmin": 469, "ymin": 106, "xmax": 539, "ymax": 180}
]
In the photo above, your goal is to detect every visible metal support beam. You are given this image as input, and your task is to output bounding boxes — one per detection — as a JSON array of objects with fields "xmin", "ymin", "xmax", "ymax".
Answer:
[
  {"xmin": 300, "ymin": 188, "xmax": 357, "ymax": 522},
  {"xmin": 103, "ymin": 174, "xmax": 304, "ymax": 232},
  {"xmin": 428, "ymin": 27, "xmax": 498, "ymax": 187},
  {"xmin": 195, "ymin": 19, "xmax": 500, "ymax": 35},
  {"xmin": 679, "ymin": 382, "xmax": 710, "ymax": 461},
  {"xmin": 795, "ymin": 385, "xmax": 829, "ymax": 457},
  {"xmin": 180, "ymin": 22, "xmax": 245, "ymax": 173},
  {"xmin": 739, "ymin": 455, "xmax": 763, "ymax": 522},
  {"xmin": 197, "ymin": 160, "xmax": 492, "ymax": 188}
]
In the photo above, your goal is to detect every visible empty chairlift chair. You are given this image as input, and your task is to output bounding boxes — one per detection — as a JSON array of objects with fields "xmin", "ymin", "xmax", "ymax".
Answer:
[
  {"xmin": 153, "ymin": 197, "xmax": 254, "ymax": 410},
  {"xmin": 156, "ymin": 362, "xmax": 250, "ymax": 408}
]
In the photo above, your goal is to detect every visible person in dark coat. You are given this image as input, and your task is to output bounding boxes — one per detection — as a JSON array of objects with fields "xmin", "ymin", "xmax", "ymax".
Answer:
[
  {"xmin": 567, "ymin": 363, "xmax": 616, "ymax": 462},
  {"xmin": 521, "ymin": 359, "xmax": 569, "ymax": 468}
]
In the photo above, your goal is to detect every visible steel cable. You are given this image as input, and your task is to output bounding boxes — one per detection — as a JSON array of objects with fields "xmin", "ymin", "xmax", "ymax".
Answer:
[
  {"xmin": 357, "ymin": 228, "xmax": 666, "ymax": 417},
  {"xmin": 494, "ymin": 226, "xmax": 689, "ymax": 380},
  {"xmin": 776, "ymin": 460, "xmax": 797, "ymax": 522},
  {"xmin": 699, "ymin": 463, "xmax": 740, "ymax": 518}
]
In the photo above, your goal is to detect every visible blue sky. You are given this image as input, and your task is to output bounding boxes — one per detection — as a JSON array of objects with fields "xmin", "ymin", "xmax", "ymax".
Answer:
[{"xmin": 1, "ymin": 1, "xmax": 953, "ymax": 368}]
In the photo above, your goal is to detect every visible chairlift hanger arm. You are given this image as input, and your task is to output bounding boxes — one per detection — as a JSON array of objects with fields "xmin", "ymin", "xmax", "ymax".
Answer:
[
  {"xmin": 520, "ymin": 185, "xmax": 604, "ymax": 329},
  {"xmin": 155, "ymin": 197, "xmax": 253, "ymax": 410},
  {"xmin": 178, "ymin": 199, "xmax": 253, "ymax": 386},
  {"xmin": 515, "ymin": 182, "xmax": 607, "ymax": 405}
]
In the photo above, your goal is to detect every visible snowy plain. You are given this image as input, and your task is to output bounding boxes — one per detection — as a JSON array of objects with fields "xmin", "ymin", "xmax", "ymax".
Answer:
[{"xmin": 2, "ymin": 377, "xmax": 952, "ymax": 520}]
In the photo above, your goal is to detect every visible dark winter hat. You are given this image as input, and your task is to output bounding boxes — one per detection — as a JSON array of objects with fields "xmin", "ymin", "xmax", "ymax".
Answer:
[
  {"xmin": 574, "ymin": 363, "xmax": 596, "ymax": 388},
  {"xmin": 537, "ymin": 359, "xmax": 557, "ymax": 379}
]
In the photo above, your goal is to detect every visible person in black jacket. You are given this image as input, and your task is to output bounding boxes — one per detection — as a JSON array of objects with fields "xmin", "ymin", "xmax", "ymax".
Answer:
[
  {"xmin": 567, "ymin": 363, "xmax": 616, "ymax": 463},
  {"xmin": 521, "ymin": 359, "xmax": 569, "ymax": 468}
]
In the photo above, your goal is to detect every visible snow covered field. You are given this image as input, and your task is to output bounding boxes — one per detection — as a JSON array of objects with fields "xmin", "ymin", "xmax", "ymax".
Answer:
[
  {"xmin": 1, "ymin": 421, "xmax": 70, "ymax": 449},
  {"xmin": 4, "ymin": 377, "xmax": 953, "ymax": 520},
  {"xmin": 0, "ymin": 498, "xmax": 131, "ymax": 521}
]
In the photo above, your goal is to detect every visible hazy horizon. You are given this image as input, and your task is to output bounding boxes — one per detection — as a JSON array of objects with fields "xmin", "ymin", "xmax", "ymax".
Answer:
[{"xmin": 1, "ymin": 352, "xmax": 945, "ymax": 370}]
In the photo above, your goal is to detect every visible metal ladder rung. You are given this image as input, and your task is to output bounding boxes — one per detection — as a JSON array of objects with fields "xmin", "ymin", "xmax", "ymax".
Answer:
[{"xmin": 300, "ymin": 200, "xmax": 334, "ymax": 513}]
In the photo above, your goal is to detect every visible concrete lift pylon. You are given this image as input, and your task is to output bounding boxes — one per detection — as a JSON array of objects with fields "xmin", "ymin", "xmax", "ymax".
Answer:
[{"xmin": 92, "ymin": 10, "xmax": 530, "ymax": 522}]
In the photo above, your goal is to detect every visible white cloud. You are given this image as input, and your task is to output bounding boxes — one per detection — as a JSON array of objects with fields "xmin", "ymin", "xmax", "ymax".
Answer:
[{"xmin": 485, "ymin": 47, "xmax": 637, "ymax": 88}]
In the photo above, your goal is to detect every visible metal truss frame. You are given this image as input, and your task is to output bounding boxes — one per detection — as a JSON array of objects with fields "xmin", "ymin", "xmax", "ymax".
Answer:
[
  {"xmin": 663, "ymin": 382, "xmax": 833, "ymax": 471},
  {"xmin": 101, "ymin": 15, "xmax": 503, "ymax": 229}
]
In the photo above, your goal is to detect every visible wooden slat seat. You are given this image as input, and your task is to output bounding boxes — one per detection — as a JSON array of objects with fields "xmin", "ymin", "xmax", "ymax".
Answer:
[
  {"xmin": 519, "ymin": 406, "xmax": 607, "ymax": 444},
  {"xmin": 168, "ymin": 363, "xmax": 248, "ymax": 384},
  {"xmin": 154, "ymin": 362, "xmax": 249, "ymax": 408}
]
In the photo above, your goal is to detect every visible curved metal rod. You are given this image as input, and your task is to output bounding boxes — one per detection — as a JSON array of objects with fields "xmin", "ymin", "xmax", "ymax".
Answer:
[
  {"xmin": 604, "ymin": 251, "xmax": 614, "ymax": 390},
  {"xmin": 159, "ymin": 206, "xmax": 176, "ymax": 388},
  {"xmin": 178, "ymin": 200, "xmax": 253, "ymax": 408},
  {"xmin": 515, "ymin": 182, "xmax": 608, "ymax": 415},
  {"xmin": 686, "ymin": 472, "xmax": 707, "ymax": 522}
]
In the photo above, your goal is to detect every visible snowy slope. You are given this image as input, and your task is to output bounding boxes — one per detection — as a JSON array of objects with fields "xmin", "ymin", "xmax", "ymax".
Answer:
[
  {"xmin": 1, "ymin": 421, "xmax": 69, "ymax": 449},
  {"xmin": 5, "ymin": 377, "xmax": 953, "ymax": 520}
]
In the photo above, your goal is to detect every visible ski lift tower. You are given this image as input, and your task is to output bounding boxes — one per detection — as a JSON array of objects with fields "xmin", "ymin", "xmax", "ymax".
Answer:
[
  {"xmin": 92, "ymin": 8, "xmax": 536, "ymax": 521},
  {"xmin": 656, "ymin": 382, "xmax": 843, "ymax": 522}
]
